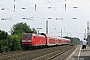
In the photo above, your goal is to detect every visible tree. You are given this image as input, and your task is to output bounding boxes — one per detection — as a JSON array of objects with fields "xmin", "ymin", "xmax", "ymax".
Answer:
[
  {"xmin": 0, "ymin": 30, "xmax": 8, "ymax": 40},
  {"xmin": 11, "ymin": 22, "xmax": 32, "ymax": 35},
  {"xmin": 0, "ymin": 30, "xmax": 9, "ymax": 52},
  {"xmin": 8, "ymin": 34, "xmax": 21, "ymax": 51},
  {"xmin": 31, "ymin": 28, "xmax": 37, "ymax": 34},
  {"xmin": 9, "ymin": 22, "xmax": 37, "ymax": 50},
  {"xmin": 63, "ymin": 36, "xmax": 80, "ymax": 44}
]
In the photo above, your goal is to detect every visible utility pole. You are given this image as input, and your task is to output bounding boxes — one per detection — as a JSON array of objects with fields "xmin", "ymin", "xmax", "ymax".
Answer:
[
  {"xmin": 46, "ymin": 18, "xmax": 52, "ymax": 34},
  {"xmin": 87, "ymin": 22, "xmax": 89, "ymax": 44},
  {"xmin": 14, "ymin": 0, "xmax": 15, "ymax": 11},
  {"xmin": 85, "ymin": 29, "xmax": 86, "ymax": 39},
  {"xmin": 87, "ymin": 21, "xmax": 89, "ymax": 36},
  {"xmin": 65, "ymin": 0, "xmax": 66, "ymax": 10},
  {"xmin": 67, "ymin": 33, "xmax": 68, "ymax": 36},
  {"xmin": 35, "ymin": 4, "xmax": 36, "ymax": 11},
  {"xmin": 61, "ymin": 29, "xmax": 62, "ymax": 38},
  {"xmin": 46, "ymin": 20, "xmax": 48, "ymax": 34}
]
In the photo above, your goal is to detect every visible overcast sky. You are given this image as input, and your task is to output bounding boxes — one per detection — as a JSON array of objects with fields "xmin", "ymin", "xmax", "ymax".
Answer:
[{"xmin": 0, "ymin": 0, "xmax": 90, "ymax": 39}]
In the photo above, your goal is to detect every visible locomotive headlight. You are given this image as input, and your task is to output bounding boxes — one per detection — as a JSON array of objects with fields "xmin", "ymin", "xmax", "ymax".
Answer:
[{"xmin": 28, "ymin": 40, "xmax": 31, "ymax": 42}]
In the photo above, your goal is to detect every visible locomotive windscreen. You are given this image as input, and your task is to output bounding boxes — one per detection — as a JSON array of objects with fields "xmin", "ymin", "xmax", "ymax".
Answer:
[{"xmin": 23, "ymin": 34, "xmax": 32, "ymax": 38}]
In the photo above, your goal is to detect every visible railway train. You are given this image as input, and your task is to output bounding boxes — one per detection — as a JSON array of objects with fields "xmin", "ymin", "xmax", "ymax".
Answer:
[{"xmin": 22, "ymin": 33, "xmax": 71, "ymax": 49}]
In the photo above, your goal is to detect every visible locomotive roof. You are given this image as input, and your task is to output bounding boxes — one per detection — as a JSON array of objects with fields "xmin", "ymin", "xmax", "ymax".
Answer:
[{"xmin": 22, "ymin": 33, "xmax": 70, "ymax": 41}]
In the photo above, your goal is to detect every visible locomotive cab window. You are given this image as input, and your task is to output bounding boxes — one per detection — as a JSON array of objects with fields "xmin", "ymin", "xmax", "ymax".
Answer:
[{"xmin": 23, "ymin": 34, "xmax": 32, "ymax": 38}]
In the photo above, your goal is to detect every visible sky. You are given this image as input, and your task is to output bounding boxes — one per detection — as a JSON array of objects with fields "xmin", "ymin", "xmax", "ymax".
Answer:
[{"xmin": 0, "ymin": 0, "xmax": 90, "ymax": 40}]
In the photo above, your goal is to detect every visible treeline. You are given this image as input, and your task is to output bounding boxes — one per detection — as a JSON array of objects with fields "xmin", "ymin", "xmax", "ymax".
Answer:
[
  {"xmin": 0, "ymin": 22, "xmax": 80, "ymax": 53},
  {"xmin": 63, "ymin": 36, "xmax": 80, "ymax": 45},
  {"xmin": 0, "ymin": 22, "xmax": 37, "ymax": 52}
]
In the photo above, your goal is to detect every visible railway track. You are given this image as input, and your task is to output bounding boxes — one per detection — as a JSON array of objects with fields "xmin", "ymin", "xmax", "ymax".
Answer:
[
  {"xmin": 50, "ymin": 45, "xmax": 77, "ymax": 60},
  {"xmin": 32, "ymin": 45, "xmax": 77, "ymax": 60},
  {"xmin": 0, "ymin": 45, "xmax": 77, "ymax": 60}
]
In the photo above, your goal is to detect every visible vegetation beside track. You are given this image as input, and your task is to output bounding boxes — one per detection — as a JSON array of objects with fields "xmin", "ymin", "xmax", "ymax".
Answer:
[
  {"xmin": 0, "ymin": 22, "xmax": 37, "ymax": 52},
  {"xmin": 0, "ymin": 22, "xmax": 80, "ymax": 53}
]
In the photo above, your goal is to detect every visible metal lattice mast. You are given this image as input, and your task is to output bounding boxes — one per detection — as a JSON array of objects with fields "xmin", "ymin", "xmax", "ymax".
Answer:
[{"xmin": 87, "ymin": 21, "xmax": 89, "ymax": 36}]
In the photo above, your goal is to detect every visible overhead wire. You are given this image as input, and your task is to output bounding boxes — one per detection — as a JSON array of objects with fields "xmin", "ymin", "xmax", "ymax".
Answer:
[
  {"xmin": 10, "ymin": 0, "xmax": 15, "ymax": 21},
  {"xmin": 15, "ymin": 2, "xmax": 71, "ymax": 34},
  {"xmin": 14, "ymin": 1, "xmax": 49, "ymax": 30},
  {"xmin": 0, "ymin": 0, "xmax": 32, "ymax": 19},
  {"xmin": 0, "ymin": 1, "xmax": 66, "ymax": 27},
  {"xmin": 0, "ymin": 5, "xmax": 25, "ymax": 17},
  {"xmin": 16, "ymin": 0, "xmax": 61, "ymax": 30},
  {"xmin": 62, "ymin": 0, "xmax": 85, "ymax": 37},
  {"xmin": 58, "ymin": 0, "xmax": 74, "ymax": 25},
  {"xmin": 48, "ymin": 0, "xmax": 80, "ymax": 35},
  {"xmin": 0, "ymin": 0, "xmax": 81, "ymax": 36},
  {"xmin": 58, "ymin": 0, "xmax": 80, "ymax": 34}
]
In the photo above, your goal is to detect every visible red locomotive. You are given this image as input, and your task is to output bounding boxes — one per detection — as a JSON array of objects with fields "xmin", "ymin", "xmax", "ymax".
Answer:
[{"xmin": 22, "ymin": 33, "xmax": 70, "ymax": 49}]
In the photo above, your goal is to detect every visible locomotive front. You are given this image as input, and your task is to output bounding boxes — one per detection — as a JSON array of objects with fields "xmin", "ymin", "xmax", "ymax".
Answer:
[{"xmin": 22, "ymin": 33, "xmax": 32, "ymax": 46}]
